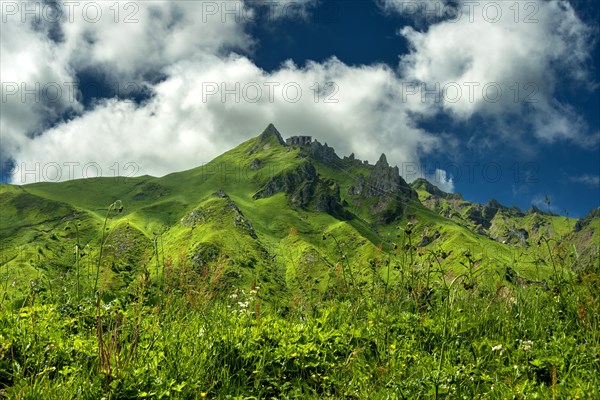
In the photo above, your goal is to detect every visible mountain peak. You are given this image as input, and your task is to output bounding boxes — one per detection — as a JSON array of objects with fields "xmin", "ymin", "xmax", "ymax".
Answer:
[
  {"xmin": 259, "ymin": 123, "xmax": 286, "ymax": 146},
  {"xmin": 377, "ymin": 153, "xmax": 388, "ymax": 166}
]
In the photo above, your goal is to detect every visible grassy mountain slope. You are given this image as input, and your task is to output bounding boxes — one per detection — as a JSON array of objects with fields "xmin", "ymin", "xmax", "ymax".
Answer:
[{"xmin": 1, "ymin": 125, "xmax": 598, "ymax": 305}]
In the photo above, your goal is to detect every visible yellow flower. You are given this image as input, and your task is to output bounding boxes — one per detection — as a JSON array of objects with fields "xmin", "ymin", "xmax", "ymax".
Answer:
[
  {"xmin": 390, "ymin": 344, "xmax": 396, "ymax": 350},
  {"xmin": 200, "ymin": 392, "xmax": 207, "ymax": 398}
]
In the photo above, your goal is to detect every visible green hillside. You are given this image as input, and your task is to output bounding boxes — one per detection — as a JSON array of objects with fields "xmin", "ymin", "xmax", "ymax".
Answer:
[
  {"xmin": 1, "ymin": 124, "xmax": 598, "ymax": 304},
  {"xmin": 1, "ymin": 124, "xmax": 599, "ymax": 398}
]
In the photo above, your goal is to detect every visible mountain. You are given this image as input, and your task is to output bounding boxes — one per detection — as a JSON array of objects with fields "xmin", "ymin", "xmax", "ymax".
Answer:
[{"xmin": 1, "ymin": 124, "xmax": 598, "ymax": 303}]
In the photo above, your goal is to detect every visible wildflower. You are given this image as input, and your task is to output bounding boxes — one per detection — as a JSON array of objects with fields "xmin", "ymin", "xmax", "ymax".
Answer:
[
  {"xmin": 390, "ymin": 344, "xmax": 396, "ymax": 350},
  {"xmin": 200, "ymin": 392, "xmax": 207, "ymax": 397},
  {"xmin": 522, "ymin": 340, "xmax": 533, "ymax": 351},
  {"xmin": 491, "ymin": 344, "xmax": 503, "ymax": 352}
]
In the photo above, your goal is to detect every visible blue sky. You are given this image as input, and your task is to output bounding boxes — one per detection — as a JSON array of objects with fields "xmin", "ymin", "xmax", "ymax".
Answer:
[{"xmin": 1, "ymin": 0, "xmax": 599, "ymax": 217}]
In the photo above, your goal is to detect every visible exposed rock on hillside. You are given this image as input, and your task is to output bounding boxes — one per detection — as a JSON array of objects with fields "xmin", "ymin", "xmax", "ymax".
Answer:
[
  {"xmin": 253, "ymin": 162, "xmax": 318, "ymax": 199},
  {"xmin": 253, "ymin": 161, "xmax": 346, "ymax": 218},
  {"xmin": 575, "ymin": 206, "xmax": 600, "ymax": 232},
  {"xmin": 364, "ymin": 154, "xmax": 417, "ymax": 199},
  {"xmin": 307, "ymin": 141, "xmax": 340, "ymax": 164},
  {"xmin": 215, "ymin": 189, "xmax": 257, "ymax": 238}
]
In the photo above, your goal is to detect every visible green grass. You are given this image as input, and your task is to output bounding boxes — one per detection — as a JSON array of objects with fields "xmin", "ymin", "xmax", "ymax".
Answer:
[{"xmin": 1, "ymin": 244, "xmax": 599, "ymax": 399}]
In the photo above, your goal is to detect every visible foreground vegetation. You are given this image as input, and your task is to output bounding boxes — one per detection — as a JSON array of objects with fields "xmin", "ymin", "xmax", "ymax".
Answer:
[
  {"xmin": 1, "ymin": 236, "xmax": 598, "ymax": 399},
  {"xmin": 1, "ymin": 127, "xmax": 598, "ymax": 398}
]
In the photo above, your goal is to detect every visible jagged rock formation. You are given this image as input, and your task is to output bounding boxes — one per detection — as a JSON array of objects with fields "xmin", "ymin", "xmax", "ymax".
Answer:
[
  {"xmin": 253, "ymin": 162, "xmax": 318, "ymax": 199},
  {"xmin": 253, "ymin": 161, "xmax": 346, "ymax": 217},
  {"xmin": 307, "ymin": 141, "xmax": 340, "ymax": 164},
  {"xmin": 365, "ymin": 154, "xmax": 412, "ymax": 198},
  {"xmin": 344, "ymin": 154, "xmax": 419, "ymax": 223}
]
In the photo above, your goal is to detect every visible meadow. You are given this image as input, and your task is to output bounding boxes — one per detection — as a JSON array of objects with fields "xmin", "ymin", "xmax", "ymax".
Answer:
[{"xmin": 1, "ymin": 224, "xmax": 598, "ymax": 399}]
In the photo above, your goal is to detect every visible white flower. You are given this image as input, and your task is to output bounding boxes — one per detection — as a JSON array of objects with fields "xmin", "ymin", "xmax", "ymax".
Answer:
[
  {"xmin": 491, "ymin": 344, "xmax": 503, "ymax": 352},
  {"xmin": 522, "ymin": 340, "xmax": 533, "ymax": 351}
]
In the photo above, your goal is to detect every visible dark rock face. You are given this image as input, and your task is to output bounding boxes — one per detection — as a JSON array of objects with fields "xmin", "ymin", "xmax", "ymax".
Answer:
[
  {"xmin": 307, "ymin": 141, "xmax": 340, "ymax": 164},
  {"xmin": 575, "ymin": 206, "xmax": 600, "ymax": 232},
  {"xmin": 466, "ymin": 207, "xmax": 486, "ymax": 227},
  {"xmin": 346, "ymin": 153, "xmax": 418, "ymax": 223},
  {"xmin": 253, "ymin": 162, "xmax": 317, "ymax": 199},
  {"xmin": 466, "ymin": 199, "xmax": 510, "ymax": 229},
  {"xmin": 482, "ymin": 199, "xmax": 504, "ymax": 223},
  {"xmin": 253, "ymin": 161, "xmax": 346, "ymax": 218},
  {"xmin": 363, "ymin": 154, "xmax": 417, "ymax": 199},
  {"xmin": 348, "ymin": 175, "xmax": 365, "ymax": 195}
]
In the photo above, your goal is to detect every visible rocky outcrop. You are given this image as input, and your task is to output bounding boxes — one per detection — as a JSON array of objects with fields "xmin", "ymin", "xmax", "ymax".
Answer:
[
  {"xmin": 348, "ymin": 175, "xmax": 365, "ymax": 195},
  {"xmin": 363, "ymin": 154, "xmax": 417, "ymax": 200},
  {"xmin": 466, "ymin": 199, "xmax": 511, "ymax": 229},
  {"xmin": 574, "ymin": 206, "xmax": 600, "ymax": 232},
  {"xmin": 307, "ymin": 141, "xmax": 340, "ymax": 164},
  {"xmin": 215, "ymin": 189, "xmax": 257, "ymax": 238},
  {"xmin": 417, "ymin": 228, "xmax": 441, "ymax": 247},
  {"xmin": 253, "ymin": 161, "xmax": 346, "ymax": 217},
  {"xmin": 183, "ymin": 190, "xmax": 257, "ymax": 238},
  {"xmin": 253, "ymin": 162, "xmax": 317, "ymax": 199}
]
